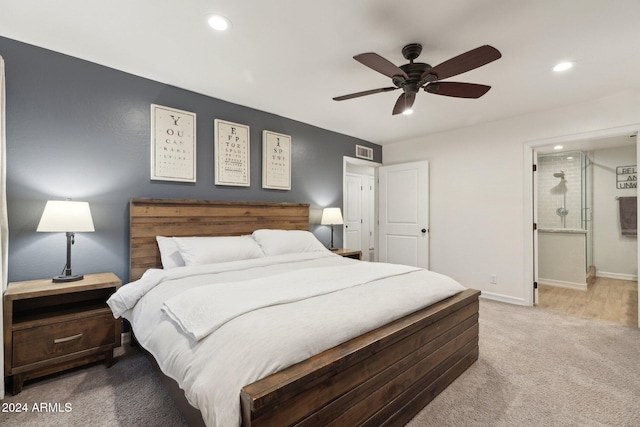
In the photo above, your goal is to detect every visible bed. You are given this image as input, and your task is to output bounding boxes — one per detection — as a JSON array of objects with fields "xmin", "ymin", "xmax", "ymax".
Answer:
[{"xmin": 116, "ymin": 198, "xmax": 480, "ymax": 427}]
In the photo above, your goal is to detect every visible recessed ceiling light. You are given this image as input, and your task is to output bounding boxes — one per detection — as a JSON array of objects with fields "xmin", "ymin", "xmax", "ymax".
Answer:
[
  {"xmin": 402, "ymin": 108, "xmax": 414, "ymax": 116},
  {"xmin": 207, "ymin": 14, "xmax": 231, "ymax": 31},
  {"xmin": 553, "ymin": 145, "xmax": 563, "ymax": 150},
  {"xmin": 553, "ymin": 62, "xmax": 573, "ymax": 72}
]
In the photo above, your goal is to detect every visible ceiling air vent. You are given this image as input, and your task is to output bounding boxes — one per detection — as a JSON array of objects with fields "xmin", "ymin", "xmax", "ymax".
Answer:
[{"xmin": 355, "ymin": 145, "xmax": 373, "ymax": 160}]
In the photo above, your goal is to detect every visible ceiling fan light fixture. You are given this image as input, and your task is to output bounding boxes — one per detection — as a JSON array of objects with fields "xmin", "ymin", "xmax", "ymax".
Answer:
[
  {"xmin": 553, "ymin": 61, "xmax": 573, "ymax": 72},
  {"xmin": 207, "ymin": 14, "xmax": 231, "ymax": 31}
]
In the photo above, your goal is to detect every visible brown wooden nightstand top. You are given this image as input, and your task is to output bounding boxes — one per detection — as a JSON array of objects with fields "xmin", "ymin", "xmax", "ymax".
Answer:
[
  {"xmin": 332, "ymin": 248, "xmax": 362, "ymax": 260},
  {"xmin": 5, "ymin": 272, "xmax": 121, "ymax": 300}
]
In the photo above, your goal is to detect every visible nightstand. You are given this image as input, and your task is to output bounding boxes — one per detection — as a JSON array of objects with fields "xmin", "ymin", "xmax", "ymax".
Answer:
[
  {"xmin": 333, "ymin": 248, "xmax": 362, "ymax": 260},
  {"xmin": 3, "ymin": 272, "xmax": 122, "ymax": 395}
]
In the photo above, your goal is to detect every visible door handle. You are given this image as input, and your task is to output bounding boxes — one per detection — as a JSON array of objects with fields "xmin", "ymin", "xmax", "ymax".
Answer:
[{"xmin": 421, "ymin": 228, "xmax": 427, "ymax": 233}]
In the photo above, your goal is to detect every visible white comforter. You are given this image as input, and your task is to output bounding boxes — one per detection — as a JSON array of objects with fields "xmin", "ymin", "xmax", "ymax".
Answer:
[{"xmin": 107, "ymin": 252, "xmax": 466, "ymax": 427}]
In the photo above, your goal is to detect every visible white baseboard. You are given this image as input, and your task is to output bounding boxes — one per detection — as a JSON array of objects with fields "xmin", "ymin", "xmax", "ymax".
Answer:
[
  {"xmin": 479, "ymin": 291, "xmax": 528, "ymax": 306},
  {"xmin": 538, "ymin": 278, "xmax": 587, "ymax": 291},
  {"xmin": 595, "ymin": 271, "xmax": 638, "ymax": 281}
]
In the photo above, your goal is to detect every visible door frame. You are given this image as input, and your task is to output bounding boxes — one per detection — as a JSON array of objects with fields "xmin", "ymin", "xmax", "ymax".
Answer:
[
  {"xmin": 343, "ymin": 156, "xmax": 381, "ymax": 261},
  {"xmin": 523, "ymin": 124, "xmax": 640, "ymax": 327}
]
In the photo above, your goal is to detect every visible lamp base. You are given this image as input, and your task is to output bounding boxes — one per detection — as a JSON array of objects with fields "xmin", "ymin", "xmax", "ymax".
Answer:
[{"xmin": 52, "ymin": 274, "xmax": 84, "ymax": 283}]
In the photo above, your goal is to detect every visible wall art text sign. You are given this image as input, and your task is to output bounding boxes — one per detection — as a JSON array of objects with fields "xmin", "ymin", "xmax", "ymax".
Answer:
[
  {"xmin": 616, "ymin": 165, "xmax": 637, "ymax": 189},
  {"xmin": 214, "ymin": 119, "xmax": 250, "ymax": 187},
  {"xmin": 150, "ymin": 104, "xmax": 196, "ymax": 182}
]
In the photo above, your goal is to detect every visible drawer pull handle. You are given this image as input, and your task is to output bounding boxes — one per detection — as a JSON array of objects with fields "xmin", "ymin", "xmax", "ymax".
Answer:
[{"xmin": 54, "ymin": 333, "xmax": 83, "ymax": 344}]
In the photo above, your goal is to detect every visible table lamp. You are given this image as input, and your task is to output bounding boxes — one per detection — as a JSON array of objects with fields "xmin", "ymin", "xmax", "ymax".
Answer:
[
  {"xmin": 321, "ymin": 207, "xmax": 343, "ymax": 250},
  {"xmin": 37, "ymin": 200, "xmax": 95, "ymax": 282}
]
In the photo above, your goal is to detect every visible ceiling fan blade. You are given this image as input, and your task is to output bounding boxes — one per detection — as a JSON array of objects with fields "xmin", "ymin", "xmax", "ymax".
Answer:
[
  {"xmin": 333, "ymin": 87, "xmax": 398, "ymax": 101},
  {"xmin": 392, "ymin": 92, "xmax": 416, "ymax": 115},
  {"xmin": 422, "ymin": 45, "xmax": 501, "ymax": 81},
  {"xmin": 354, "ymin": 53, "xmax": 409, "ymax": 79},
  {"xmin": 425, "ymin": 82, "xmax": 491, "ymax": 98}
]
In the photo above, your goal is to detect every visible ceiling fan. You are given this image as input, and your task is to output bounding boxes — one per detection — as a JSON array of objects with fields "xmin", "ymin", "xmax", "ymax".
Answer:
[{"xmin": 333, "ymin": 43, "xmax": 501, "ymax": 115}]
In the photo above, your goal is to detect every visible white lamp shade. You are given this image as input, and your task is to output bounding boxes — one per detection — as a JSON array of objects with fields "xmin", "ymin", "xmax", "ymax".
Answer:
[
  {"xmin": 37, "ymin": 200, "xmax": 95, "ymax": 232},
  {"xmin": 321, "ymin": 207, "xmax": 344, "ymax": 225}
]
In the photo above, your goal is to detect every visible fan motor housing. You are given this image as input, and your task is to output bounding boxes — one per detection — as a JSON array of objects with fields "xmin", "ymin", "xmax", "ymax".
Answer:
[
  {"xmin": 400, "ymin": 62, "xmax": 431, "ymax": 79},
  {"xmin": 402, "ymin": 43, "xmax": 423, "ymax": 61}
]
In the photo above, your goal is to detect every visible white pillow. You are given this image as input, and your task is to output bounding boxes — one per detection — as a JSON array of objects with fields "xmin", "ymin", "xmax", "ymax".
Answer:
[
  {"xmin": 252, "ymin": 229, "xmax": 328, "ymax": 256},
  {"xmin": 156, "ymin": 236, "xmax": 185, "ymax": 269},
  {"xmin": 173, "ymin": 235, "xmax": 265, "ymax": 266}
]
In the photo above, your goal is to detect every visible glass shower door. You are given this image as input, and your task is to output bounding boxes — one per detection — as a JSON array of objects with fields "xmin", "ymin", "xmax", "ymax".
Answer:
[{"xmin": 581, "ymin": 152, "xmax": 594, "ymax": 273}]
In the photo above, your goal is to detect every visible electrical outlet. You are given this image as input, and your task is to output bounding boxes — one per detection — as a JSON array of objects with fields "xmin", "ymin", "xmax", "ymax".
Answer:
[{"xmin": 490, "ymin": 274, "xmax": 497, "ymax": 284}]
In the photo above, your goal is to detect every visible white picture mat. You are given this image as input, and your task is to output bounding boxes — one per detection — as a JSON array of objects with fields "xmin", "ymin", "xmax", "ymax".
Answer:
[
  {"xmin": 262, "ymin": 130, "xmax": 291, "ymax": 190},
  {"xmin": 150, "ymin": 104, "xmax": 196, "ymax": 182},
  {"xmin": 214, "ymin": 119, "xmax": 250, "ymax": 186}
]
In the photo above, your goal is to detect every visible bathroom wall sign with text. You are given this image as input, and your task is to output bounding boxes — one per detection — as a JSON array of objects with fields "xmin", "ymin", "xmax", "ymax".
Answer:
[{"xmin": 616, "ymin": 165, "xmax": 637, "ymax": 189}]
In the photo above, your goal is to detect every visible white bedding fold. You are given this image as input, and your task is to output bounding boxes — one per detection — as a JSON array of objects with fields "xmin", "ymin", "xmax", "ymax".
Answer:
[
  {"xmin": 107, "ymin": 251, "xmax": 337, "ymax": 318},
  {"xmin": 162, "ymin": 262, "xmax": 419, "ymax": 341}
]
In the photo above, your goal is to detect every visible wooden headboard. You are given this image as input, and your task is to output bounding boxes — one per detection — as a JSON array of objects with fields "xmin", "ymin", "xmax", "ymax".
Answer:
[{"xmin": 129, "ymin": 198, "xmax": 310, "ymax": 282}]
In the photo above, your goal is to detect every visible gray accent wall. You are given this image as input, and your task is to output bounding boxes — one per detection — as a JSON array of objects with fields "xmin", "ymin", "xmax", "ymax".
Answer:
[{"xmin": 1, "ymin": 36, "xmax": 381, "ymax": 283}]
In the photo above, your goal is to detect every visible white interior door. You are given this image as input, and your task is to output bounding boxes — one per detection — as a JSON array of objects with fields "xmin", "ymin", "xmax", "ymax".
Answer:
[
  {"xmin": 378, "ymin": 161, "xmax": 429, "ymax": 268},
  {"xmin": 368, "ymin": 175, "xmax": 376, "ymax": 253},
  {"xmin": 637, "ymin": 132, "xmax": 640, "ymax": 328},
  {"xmin": 344, "ymin": 174, "xmax": 362, "ymax": 252},
  {"xmin": 533, "ymin": 151, "xmax": 539, "ymax": 305}
]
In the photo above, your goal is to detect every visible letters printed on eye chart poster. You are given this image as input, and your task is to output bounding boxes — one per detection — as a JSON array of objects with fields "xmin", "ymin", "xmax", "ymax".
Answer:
[
  {"xmin": 151, "ymin": 104, "xmax": 196, "ymax": 182},
  {"xmin": 262, "ymin": 130, "xmax": 291, "ymax": 190},
  {"xmin": 214, "ymin": 119, "xmax": 250, "ymax": 187}
]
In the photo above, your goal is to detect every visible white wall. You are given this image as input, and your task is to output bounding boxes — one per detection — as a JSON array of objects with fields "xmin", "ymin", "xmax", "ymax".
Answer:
[
  {"xmin": 592, "ymin": 145, "xmax": 638, "ymax": 279},
  {"xmin": 383, "ymin": 89, "xmax": 640, "ymax": 304}
]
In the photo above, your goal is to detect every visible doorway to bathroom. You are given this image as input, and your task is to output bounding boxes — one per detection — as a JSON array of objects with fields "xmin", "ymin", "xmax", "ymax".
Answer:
[
  {"xmin": 527, "ymin": 125, "xmax": 639, "ymax": 327},
  {"xmin": 536, "ymin": 150, "xmax": 594, "ymax": 290}
]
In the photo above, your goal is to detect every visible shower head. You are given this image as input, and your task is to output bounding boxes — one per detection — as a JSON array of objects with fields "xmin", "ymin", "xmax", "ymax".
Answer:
[{"xmin": 553, "ymin": 171, "xmax": 565, "ymax": 179}]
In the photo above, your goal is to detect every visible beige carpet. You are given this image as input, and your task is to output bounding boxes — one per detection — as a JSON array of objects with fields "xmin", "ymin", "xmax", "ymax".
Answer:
[
  {"xmin": 2, "ymin": 299, "xmax": 639, "ymax": 426},
  {"xmin": 407, "ymin": 300, "xmax": 640, "ymax": 427}
]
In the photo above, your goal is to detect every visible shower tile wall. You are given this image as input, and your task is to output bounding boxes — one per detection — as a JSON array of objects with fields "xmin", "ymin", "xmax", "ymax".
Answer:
[{"xmin": 538, "ymin": 153, "xmax": 582, "ymax": 229}]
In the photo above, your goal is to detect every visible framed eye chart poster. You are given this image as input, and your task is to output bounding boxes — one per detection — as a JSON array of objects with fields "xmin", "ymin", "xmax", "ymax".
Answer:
[
  {"xmin": 214, "ymin": 119, "xmax": 250, "ymax": 186},
  {"xmin": 150, "ymin": 104, "xmax": 196, "ymax": 182},
  {"xmin": 262, "ymin": 130, "xmax": 291, "ymax": 190}
]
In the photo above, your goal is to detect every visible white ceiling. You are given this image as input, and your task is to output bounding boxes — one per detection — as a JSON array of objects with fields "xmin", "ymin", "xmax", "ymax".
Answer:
[{"xmin": 1, "ymin": 0, "xmax": 640, "ymax": 146}]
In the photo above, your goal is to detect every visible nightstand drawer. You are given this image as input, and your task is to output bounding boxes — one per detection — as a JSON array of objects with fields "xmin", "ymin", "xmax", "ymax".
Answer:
[{"xmin": 12, "ymin": 312, "xmax": 115, "ymax": 367}]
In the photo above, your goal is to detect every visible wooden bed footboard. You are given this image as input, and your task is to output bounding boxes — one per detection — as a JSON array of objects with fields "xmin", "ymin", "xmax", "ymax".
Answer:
[{"xmin": 240, "ymin": 288, "xmax": 480, "ymax": 427}]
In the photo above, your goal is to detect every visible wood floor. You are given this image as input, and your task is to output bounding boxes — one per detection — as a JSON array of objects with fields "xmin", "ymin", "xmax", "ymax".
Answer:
[{"xmin": 538, "ymin": 277, "xmax": 638, "ymax": 327}]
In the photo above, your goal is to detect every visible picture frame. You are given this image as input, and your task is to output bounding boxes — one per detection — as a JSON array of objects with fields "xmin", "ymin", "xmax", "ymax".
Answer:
[
  {"xmin": 214, "ymin": 119, "xmax": 250, "ymax": 187},
  {"xmin": 150, "ymin": 104, "xmax": 196, "ymax": 182},
  {"xmin": 262, "ymin": 130, "xmax": 292, "ymax": 190}
]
